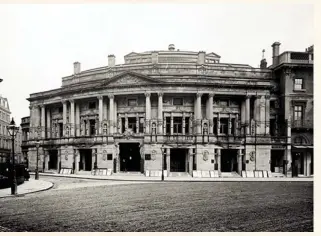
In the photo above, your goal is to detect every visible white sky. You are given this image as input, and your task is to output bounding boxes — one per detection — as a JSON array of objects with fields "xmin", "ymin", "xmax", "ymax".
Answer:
[{"xmin": 0, "ymin": 3, "xmax": 314, "ymax": 125}]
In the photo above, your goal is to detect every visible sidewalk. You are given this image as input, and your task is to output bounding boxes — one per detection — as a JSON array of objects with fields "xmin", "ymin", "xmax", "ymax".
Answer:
[
  {"xmin": 31, "ymin": 172, "xmax": 313, "ymax": 182},
  {"xmin": 0, "ymin": 179, "xmax": 53, "ymax": 198}
]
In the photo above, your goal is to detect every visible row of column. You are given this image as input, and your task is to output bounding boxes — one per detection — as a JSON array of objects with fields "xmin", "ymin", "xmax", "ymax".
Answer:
[{"xmin": 29, "ymin": 93, "xmax": 270, "ymax": 139}]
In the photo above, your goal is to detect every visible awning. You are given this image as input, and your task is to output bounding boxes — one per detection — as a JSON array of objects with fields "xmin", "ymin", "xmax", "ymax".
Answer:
[{"xmin": 292, "ymin": 145, "xmax": 313, "ymax": 149}]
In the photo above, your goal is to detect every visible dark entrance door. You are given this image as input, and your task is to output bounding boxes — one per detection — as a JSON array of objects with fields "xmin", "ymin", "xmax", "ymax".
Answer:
[
  {"xmin": 270, "ymin": 150, "xmax": 284, "ymax": 172},
  {"xmin": 119, "ymin": 143, "xmax": 141, "ymax": 172},
  {"xmin": 293, "ymin": 152, "xmax": 304, "ymax": 176},
  {"xmin": 170, "ymin": 149, "xmax": 187, "ymax": 172},
  {"xmin": 221, "ymin": 149, "xmax": 238, "ymax": 172},
  {"xmin": 48, "ymin": 150, "xmax": 58, "ymax": 170},
  {"xmin": 79, "ymin": 149, "xmax": 92, "ymax": 171}
]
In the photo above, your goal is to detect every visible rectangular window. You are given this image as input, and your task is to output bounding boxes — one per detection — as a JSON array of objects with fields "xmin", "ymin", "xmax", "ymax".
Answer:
[
  {"xmin": 139, "ymin": 117, "xmax": 144, "ymax": 133},
  {"xmin": 145, "ymin": 154, "xmax": 151, "ymax": 161},
  {"xmin": 121, "ymin": 118, "xmax": 125, "ymax": 133},
  {"xmin": 107, "ymin": 154, "xmax": 113, "ymax": 160},
  {"xmin": 213, "ymin": 117, "xmax": 217, "ymax": 135},
  {"xmin": 294, "ymin": 105, "xmax": 303, "ymax": 124},
  {"xmin": 220, "ymin": 118, "xmax": 228, "ymax": 134},
  {"xmin": 294, "ymin": 78, "xmax": 303, "ymax": 90},
  {"xmin": 128, "ymin": 117, "xmax": 137, "ymax": 133},
  {"xmin": 173, "ymin": 117, "xmax": 183, "ymax": 134},
  {"xmin": 166, "ymin": 117, "xmax": 171, "ymax": 134},
  {"xmin": 231, "ymin": 118, "xmax": 235, "ymax": 135},
  {"xmin": 185, "ymin": 117, "xmax": 190, "ymax": 134},
  {"xmin": 173, "ymin": 98, "xmax": 183, "ymax": 106},
  {"xmin": 89, "ymin": 119, "xmax": 96, "ymax": 135},
  {"xmin": 89, "ymin": 102, "xmax": 96, "ymax": 109},
  {"xmin": 128, "ymin": 99, "xmax": 137, "ymax": 106},
  {"xmin": 59, "ymin": 123, "xmax": 63, "ymax": 137}
]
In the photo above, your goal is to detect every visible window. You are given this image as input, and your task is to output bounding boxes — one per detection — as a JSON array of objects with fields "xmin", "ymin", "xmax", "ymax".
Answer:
[
  {"xmin": 107, "ymin": 154, "xmax": 113, "ymax": 160},
  {"xmin": 173, "ymin": 98, "xmax": 183, "ymax": 106},
  {"xmin": 173, "ymin": 117, "xmax": 183, "ymax": 134},
  {"xmin": 166, "ymin": 117, "xmax": 171, "ymax": 134},
  {"xmin": 139, "ymin": 117, "xmax": 144, "ymax": 133},
  {"xmin": 89, "ymin": 102, "xmax": 96, "ymax": 109},
  {"xmin": 220, "ymin": 100, "xmax": 229, "ymax": 107},
  {"xmin": 128, "ymin": 99, "xmax": 137, "ymax": 106},
  {"xmin": 294, "ymin": 136, "xmax": 306, "ymax": 145},
  {"xmin": 294, "ymin": 78, "xmax": 303, "ymax": 90},
  {"xmin": 89, "ymin": 119, "xmax": 96, "ymax": 135},
  {"xmin": 128, "ymin": 117, "xmax": 137, "ymax": 133},
  {"xmin": 220, "ymin": 118, "xmax": 228, "ymax": 134},
  {"xmin": 145, "ymin": 154, "xmax": 151, "ymax": 161},
  {"xmin": 185, "ymin": 117, "xmax": 190, "ymax": 134},
  {"xmin": 58, "ymin": 107, "xmax": 63, "ymax": 113},
  {"xmin": 294, "ymin": 105, "xmax": 303, "ymax": 122}
]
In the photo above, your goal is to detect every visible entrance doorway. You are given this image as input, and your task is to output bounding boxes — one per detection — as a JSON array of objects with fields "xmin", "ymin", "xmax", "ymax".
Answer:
[
  {"xmin": 48, "ymin": 150, "xmax": 58, "ymax": 170},
  {"xmin": 79, "ymin": 149, "xmax": 92, "ymax": 171},
  {"xmin": 293, "ymin": 152, "xmax": 304, "ymax": 176},
  {"xmin": 119, "ymin": 143, "xmax": 141, "ymax": 172},
  {"xmin": 221, "ymin": 149, "xmax": 238, "ymax": 172},
  {"xmin": 170, "ymin": 149, "xmax": 187, "ymax": 172},
  {"xmin": 270, "ymin": 150, "xmax": 284, "ymax": 173}
]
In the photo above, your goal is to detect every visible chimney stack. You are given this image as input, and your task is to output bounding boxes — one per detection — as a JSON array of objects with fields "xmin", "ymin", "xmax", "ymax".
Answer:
[
  {"xmin": 74, "ymin": 62, "xmax": 81, "ymax": 74},
  {"xmin": 108, "ymin": 55, "xmax": 115, "ymax": 67},
  {"xmin": 197, "ymin": 51, "xmax": 206, "ymax": 65},
  {"xmin": 260, "ymin": 58, "xmax": 267, "ymax": 69},
  {"xmin": 168, "ymin": 44, "xmax": 175, "ymax": 51},
  {"xmin": 271, "ymin": 42, "xmax": 281, "ymax": 66}
]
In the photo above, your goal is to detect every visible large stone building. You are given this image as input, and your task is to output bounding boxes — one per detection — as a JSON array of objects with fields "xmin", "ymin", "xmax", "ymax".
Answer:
[
  {"xmin": 20, "ymin": 43, "xmax": 313, "ymax": 177},
  {"xmin": 0, "ymin": 95, "xmax": 11, "ymax": 163}
]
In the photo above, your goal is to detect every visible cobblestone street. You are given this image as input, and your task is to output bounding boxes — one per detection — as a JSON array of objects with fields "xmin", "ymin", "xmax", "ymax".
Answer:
[{"xmin": 0, "ymin": 176, "xmax": 313, "ymax": 232}]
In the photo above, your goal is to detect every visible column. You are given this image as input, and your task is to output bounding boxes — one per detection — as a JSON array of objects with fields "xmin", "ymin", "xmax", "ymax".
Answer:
[
  {"xmin": 145, "ymin": 92, "xmax": 151, "ymax": 134},
  {"xmin": 207, "ymin": 94, "xmax": 214, "ymax": 134},
  {"xmin": 69, "ymin": 99, "xmax": 75, "ymax": 136},
  {"xmin": 74, "ymin": 149, "xmax": 79, "ymax": 174},
  {"xmin": 108, "ymin": 95, "xmax": 114, "ymax": 134},
  {"xmin": 40, "ymin": 105, "xmax": 45, "ymax": 138},
  {"xmin": 158, "ymin": 92, "xmax": 163, "ymax": 134},
  {"xmin": 228, "ymin": 114, "xmax": 232, "ymax": 135},
  {"xmin": 62, "ymin": 100, "xmax": 67, "ymax": 137},
  {"xmin": 235, "ymin": 114, "xmax": 239, "ymax": 136},
  {"xmin": 241, "ymin": 100, "xmax": 245, "ymax": 135},
  {"xmin": 98, "ymin": 96, "xmax": 103, "ymax": 135},
  {"xmin": 286, "ymin": 119, "xmax": 292, "ymax": 177},
  {"xmin": 188, "ymin": 148, "xmax": 193, "ymax": 175},
  {"xmin": 118, "ymin": 114, "xmax": 122, "ymax": 133},
  {"xmin": 75, "ymin": 103, "xmax": 80, "ymax": 136},
  {"xmin": 245, "ymin": 95, "xmax": 250, "ymax": 135},
  {"xmin": 114, "ymin": 99, "xmax": 117, "ymax": 132},
  {"xmin": 170, "ymin": 113, "xmax": 174, "ymax": 135},
  {"xmin": 189, "ymin": 113, "xmax": 193, "ymax": 134},
  {"xmin": 46, "ymin": 107, "xmax": 51, "ymax": 139},
  {"xmin": 103, "ymin": 97, "xmax": 108, "ymax": 121},
  {"xmin": 217, "ymin": 113, "xmax": 220, "ymax": 135},
  {"xmin": 182, "ymin": 113, "xmax": 186, "ymax": 135},
  {"xmin": 265, "ymin": 95, "xmax": 270, "ymax": 135},
  {"xmin": 136, "ymin": 113, "xmax": 139, "ymax": 134},
  {"xmin": 125, "ymin": 114, "xmax": 128, "ymax": 130},
  {"xmin": 237, "ymin": 149, "xmax": 242, "ymax": 175},
  {"xmin": 195, "ymin": 93, "xmax": 202, "ymax": 134},
  {"xmin": 217, "ymin": 149, "xmax": 221, "ymax": 175},
  {"xmin": 166, "ymin": 148, "xmax": 170, "ymax": 174}
]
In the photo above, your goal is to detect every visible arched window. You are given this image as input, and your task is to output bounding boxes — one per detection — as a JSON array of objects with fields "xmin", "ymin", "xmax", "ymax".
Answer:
[{"xmin": 294, "ymin": 136, "xmax": 306, "ymax": 145}]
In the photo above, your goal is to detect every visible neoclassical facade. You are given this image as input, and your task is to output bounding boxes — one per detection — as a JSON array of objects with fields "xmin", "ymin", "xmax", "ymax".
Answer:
[{"xmin": 21, "ymin": 43, "xmax": 313, "ymax": 177}]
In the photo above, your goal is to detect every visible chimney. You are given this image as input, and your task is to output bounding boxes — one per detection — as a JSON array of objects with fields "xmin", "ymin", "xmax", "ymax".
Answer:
[
  {"xmin": 271, "ymin": 42, "xmax": 281, "ymax": 66},
  {"xmin": 168, "ymin": 44, "xmax": 175, "ymax": 51},
  {"xmin": 74, "ymin": 62, "xmax": 81, "ymax": 74},
  {"xmin": 151, "ymin": 51, "xmax": 158, "ymax": 64},
  {"xmin": 197, "ymin": 51, "xmax": 206, "ymax": 65},
  {"xmin": 260, "ymin": 58, "xmax": 267, "ymax": 69},
  {"xmin": 108, "ymin": 54, "xmax": 115, "ymax": 67}
]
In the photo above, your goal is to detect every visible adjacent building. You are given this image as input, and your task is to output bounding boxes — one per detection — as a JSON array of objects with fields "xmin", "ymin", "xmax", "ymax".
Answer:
[
  {"xmin": 20, "ymin": 43, "xmax": 313, "ymax": 177},
  {"xmin": 0, "ymin": 95, "xmax": 11, "ymax": 163}
]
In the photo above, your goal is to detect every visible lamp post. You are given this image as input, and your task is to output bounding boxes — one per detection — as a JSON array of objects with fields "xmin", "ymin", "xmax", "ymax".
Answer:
[
  {"xmin": 35, "ymin": 140, "xmax": 40, "ymax": 180},
  {"xmin": 161, "ymin": 145, "xmax": 165, "ymax": 181},
  {"xmin": 7, "ymin": 118, "xmax": 20, "ymax": 195}
]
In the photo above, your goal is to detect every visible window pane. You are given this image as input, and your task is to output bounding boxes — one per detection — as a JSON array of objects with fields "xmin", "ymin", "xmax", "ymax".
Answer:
[
  {"xmin": 128, "ymin": 99, "xmax": 137, "ymax": 106},
  {"xmin": 173, "ymin": 98, "xmax": 183, "ymax": 105}
]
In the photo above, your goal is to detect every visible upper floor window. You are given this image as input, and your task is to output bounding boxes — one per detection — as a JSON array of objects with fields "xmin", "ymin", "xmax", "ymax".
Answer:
[
  {"xmin": 294, "ymin": 78, "xmax": 303, "ymax": 90},
  {"xmin": 173, "ymin": 98, "xmax": 183, "ymax": 106},
  {"xmin": 58, "ymin": 107, "xmax": 63, "ymax": 113},
  {"xmin": 89, "ymin": 101, "xmax": 96, "ymax": 109},
  {"xmin": 294, "ymin": 105, "xmax": 303, "ymax": 121},
  {"xmin": 128, "ymin": 99, "xmax": 137, "ymax": 106}
]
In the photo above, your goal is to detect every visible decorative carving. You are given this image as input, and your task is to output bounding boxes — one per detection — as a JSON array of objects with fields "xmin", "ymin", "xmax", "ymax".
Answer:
[
  {"xmin": 208, "ymin": 93, "xmax": 214, "ymax": 98},
  {"xmin": 158, "ymin": 92, "xmax": 164, "ymax": 97},
  {"xmin": 203, "ymin": 150, "xmax": 209, "ymax": 161},
  {"xmin": 151, "ymin": 150, "xmax": 157, "ymax": 160},
  {"xmin": 196, "ymin": 92, "xmax": 203, "ymax": 98},
  {"xmin": 140, "ymin": 146, "xmax": 144, "ymax": 158},
  {"xmin": 108, "ymin": 94, "xmax": 114, "ymax": 99},
  {"xmin": 144, "ymin": 92, "xmax": 151, "ymax": 98},
  {"xmin": 123, "ymin": 128, "xmax": 134, "ymax": 139}
]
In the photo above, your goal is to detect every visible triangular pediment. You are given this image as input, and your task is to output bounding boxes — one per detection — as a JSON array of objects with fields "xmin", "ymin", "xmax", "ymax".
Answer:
[
  {"xmin": 124, "ymin": 52, "xmax": 140, "ymax": 57},
  {"xmin": 206, "ymin": 52, "xmax": 221, "ymax": 58},
  {"xmin": 101, "ymin": 71, "xmax": 161, "ymax": 87}
]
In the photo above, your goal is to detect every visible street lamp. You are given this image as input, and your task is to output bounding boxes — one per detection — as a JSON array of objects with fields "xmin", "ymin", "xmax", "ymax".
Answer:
[
  {"xmin": 7, "ymin": 118, "xmax": 20, "ymax": 195},
  {"xmin": 161, "ymin": 145, "xmax": 165, "ymax": 181},
  {"xmin": 35, "ymin": 140, "xmax": 40, "ymax": 180}
]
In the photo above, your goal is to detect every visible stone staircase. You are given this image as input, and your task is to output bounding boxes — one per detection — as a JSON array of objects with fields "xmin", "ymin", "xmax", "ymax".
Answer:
[
  {"xmin": 221, "ymin": 172, "xmax": 241, "ymax": 178},
  {"xmin": 168, "ymin": 172, "xmax": 191, "ymax": 177}
]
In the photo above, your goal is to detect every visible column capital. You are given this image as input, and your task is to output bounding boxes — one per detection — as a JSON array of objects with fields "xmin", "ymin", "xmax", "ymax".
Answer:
[
  {"xmin": 265, "ymin": 94, "xmax": 271, "ymax": 99},
  {"xmin": 208, "ymin": 93, "xmax": 214, "ymax": 98},
  {"xmin": 245, "ymin": 94, "xmax": 251, "ymax": 99},
  {"xmin": 68, "ymin": 99, "xmax": 74, "ymax": 103},
  {"xmin": 108, "ymin": 94, "xmax": 114, "ymax": 99},
  {"xmin": 145, "ymin": 92, "xmax": 151, "ymax": 98},
  {"xmin": 97, "ymin": 95, "xmax": 103, "ymax": 100},
  {"xmin": 61, "ymin": 99, "xmax": 67, "ymax": 104},
  {"xmin": 39, "ymin": 104, "xmax": 45, "ymax": 108},
  {"xmin": 196, "ymin": 92, "xmax": 203, "ymax": 98},
  {"xmin": 158, "ymin": 92, "xmax": 164, "ymax": 97}
]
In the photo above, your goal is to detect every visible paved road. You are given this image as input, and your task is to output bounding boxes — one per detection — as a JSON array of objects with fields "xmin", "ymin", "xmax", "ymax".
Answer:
[{"xmin": 0, "ymin": 177, "xmax": 313, "ymax": 232}]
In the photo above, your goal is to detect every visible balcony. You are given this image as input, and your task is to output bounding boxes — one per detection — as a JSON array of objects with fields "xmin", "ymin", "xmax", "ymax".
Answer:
[
  {"xmin": 292, "ymin": 120, "xmax": 313, "ymax": 129},
  {"xmin": 278, "ymin": 52, "xmax": 313, "ymax": 65}
]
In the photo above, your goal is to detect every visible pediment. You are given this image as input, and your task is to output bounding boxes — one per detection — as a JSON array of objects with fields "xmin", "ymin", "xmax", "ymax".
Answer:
[
  {"xmin": 101, "ymin": 71, "xmax": 161, "ymax": 87},
  {"xmin": 124, "ymin": 52, "xmax": 140, "ymax": 57},
  {"xmin": 206, "ymin": 52, "xmax": 221, "ymax": 58}
]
